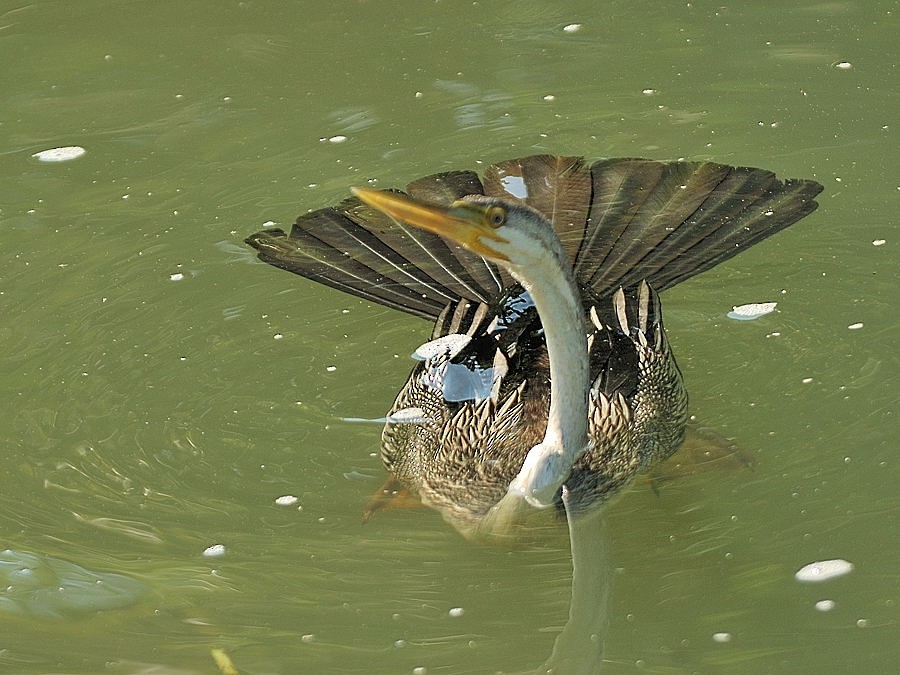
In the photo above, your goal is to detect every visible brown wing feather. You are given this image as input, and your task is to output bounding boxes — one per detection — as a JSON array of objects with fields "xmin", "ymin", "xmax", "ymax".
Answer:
[
  {"xmin": 246, "ymin": 171, "xmax": 505, "ymax": 320},
  {"xmin": 246, "ymin": 155, "xmax": 823, "ymax": 319},
  {"xmin": 576, "ymin": 159, "xmax": 823, "ymax": 294},
  {"xmin": 482, "ymin": 155, "xmax": 592, "ymax": 265}
]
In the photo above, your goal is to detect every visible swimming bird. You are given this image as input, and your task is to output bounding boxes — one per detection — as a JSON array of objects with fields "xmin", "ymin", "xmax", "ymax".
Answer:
[{"xmin": 246, "ymin": 155, "xmax": 822, "ymax": 536}]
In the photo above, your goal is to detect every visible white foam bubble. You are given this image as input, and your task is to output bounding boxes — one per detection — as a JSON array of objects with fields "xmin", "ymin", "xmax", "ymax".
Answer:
[
  {"xmin": 727, "ymin": 302, "xmax": 777, "ymax": 320},
  {"xmin": 32, "ymin": 146, "xmax": 86, "ymax": 162},
  {"xmin": 795, "ymin": 559, "xmax": 854, "ymax": 583},
  {"xmin": 202, "ymin": 544, "xmax": 226, "ymax": 558}
]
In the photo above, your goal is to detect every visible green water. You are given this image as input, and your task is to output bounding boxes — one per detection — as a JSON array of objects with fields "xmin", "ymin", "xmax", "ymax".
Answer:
[{"xmin": 2, "ymin": 1, "xmax": 896, "ymax": 672}]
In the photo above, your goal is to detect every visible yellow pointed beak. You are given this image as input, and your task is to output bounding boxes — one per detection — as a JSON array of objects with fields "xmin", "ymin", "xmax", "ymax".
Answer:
[{"xmin": 351, "ymin": 187, "xmax": 509, "ymax": 261}]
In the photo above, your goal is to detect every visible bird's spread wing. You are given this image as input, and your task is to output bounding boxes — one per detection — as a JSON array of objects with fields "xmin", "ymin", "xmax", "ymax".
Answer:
[
  {"xmin": 575, "ymin": 158, "xmax": 823, "ymax": 294},
  {"xmin": 246, "ymin": 172, "xmax": 506, "ymax": 320},
  {"xmin": 246, "ymin": 155, "xmax": 822, "ymax": 319},
  {"xmin": 474, "ymin": 155, "xmax": 822, "ymax": 295}
]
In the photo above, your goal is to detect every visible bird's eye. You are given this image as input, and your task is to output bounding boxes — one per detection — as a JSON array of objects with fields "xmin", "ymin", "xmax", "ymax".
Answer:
[{"xmin": 487, "ymin": 206, "xmax": 506, "ymax": 228}]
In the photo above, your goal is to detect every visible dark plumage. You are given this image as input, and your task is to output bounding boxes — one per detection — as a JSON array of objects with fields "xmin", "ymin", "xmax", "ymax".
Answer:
[{"xmin": 246, "ymin": 155, "xmax": 822, "ymax": 532}]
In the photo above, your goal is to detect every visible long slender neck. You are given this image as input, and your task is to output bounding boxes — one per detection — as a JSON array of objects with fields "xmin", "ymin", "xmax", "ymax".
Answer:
[
  {"xmin": 507, "ymin": 249, "xmax": 590, "ymax": 507},
  {"xmin": 522, "ymin": 259, "xmax": 590, "ymax": 450}
]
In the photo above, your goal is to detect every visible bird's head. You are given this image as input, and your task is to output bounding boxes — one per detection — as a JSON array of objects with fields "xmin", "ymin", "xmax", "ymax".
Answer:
[{"xmin": 351, "ymin": 187, "xmax": 563, "ymax": 271}]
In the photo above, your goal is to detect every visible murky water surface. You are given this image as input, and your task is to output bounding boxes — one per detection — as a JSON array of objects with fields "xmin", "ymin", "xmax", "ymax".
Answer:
[{"xmin": 2, "ymin": 1, "xmax": 896, "ymax": 672}]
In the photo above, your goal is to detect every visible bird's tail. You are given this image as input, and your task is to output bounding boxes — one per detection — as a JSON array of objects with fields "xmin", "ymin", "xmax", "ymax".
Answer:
[{"xmin": 246, "ymin": 155, "xmax": 822, "ymax": 319}]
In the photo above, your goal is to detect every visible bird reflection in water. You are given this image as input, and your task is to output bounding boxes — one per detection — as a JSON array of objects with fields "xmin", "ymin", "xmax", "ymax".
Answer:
[{"xmin": 246, "ymin": 155, "xmax": 822, "ymax": 671}]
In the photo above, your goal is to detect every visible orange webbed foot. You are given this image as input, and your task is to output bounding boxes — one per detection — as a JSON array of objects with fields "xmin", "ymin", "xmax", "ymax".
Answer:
[{"xmin": 362, "ymin": 477, "xmax": 422, "ymax": 522}]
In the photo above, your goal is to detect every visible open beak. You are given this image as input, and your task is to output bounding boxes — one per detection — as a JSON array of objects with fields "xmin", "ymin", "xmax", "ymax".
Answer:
[{"xmin": 351, "ymin": 187, "xmax": 509, "ymax": 261}]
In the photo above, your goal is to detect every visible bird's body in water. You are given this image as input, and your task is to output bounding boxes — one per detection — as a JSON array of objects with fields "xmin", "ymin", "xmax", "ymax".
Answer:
[{"xmin": 247, "ymin": 155, "xmax": 822, "ymax": 537}]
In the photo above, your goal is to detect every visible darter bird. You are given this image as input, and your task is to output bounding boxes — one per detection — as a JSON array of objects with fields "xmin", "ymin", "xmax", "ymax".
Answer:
[{"xmin": 246, "ymin": 155, "xmax": 822, "ymax": 537}]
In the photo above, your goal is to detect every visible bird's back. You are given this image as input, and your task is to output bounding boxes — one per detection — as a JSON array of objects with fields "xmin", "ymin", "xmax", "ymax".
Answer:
[{"xmin": 380, "ymin": 278, "xmax": 686, "ymax": 522}]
